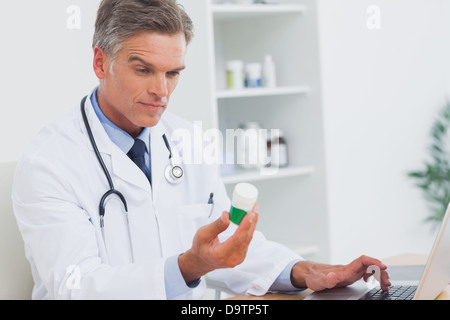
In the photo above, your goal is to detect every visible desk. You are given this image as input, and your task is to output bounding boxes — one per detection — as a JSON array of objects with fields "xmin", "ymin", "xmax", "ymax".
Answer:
[{"xmin": 227, "ymin": 253, "xmax": 450, "ymax": 300}]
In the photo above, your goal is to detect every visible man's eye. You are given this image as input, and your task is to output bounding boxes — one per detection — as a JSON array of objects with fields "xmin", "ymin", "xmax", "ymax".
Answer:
[
  {"xmin": 136, "ymin": 68, "xmax": 149, "ymax": 74},
  {"xmin": 167, "ymin": 71, "xmax": 180, "ymax": 77}
]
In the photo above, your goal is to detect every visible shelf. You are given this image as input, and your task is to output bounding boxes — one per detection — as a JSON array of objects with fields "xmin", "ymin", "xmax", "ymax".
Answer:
[
  {"xmin": 221, "ymin": 165, "xmax": 314, "ymax": 184},
  {"xmin": 216, "ymin": 86, "xmax": 311, "ymax": 99},
  {"xmin": 212, "ymin": 4, "xmax": 306, "ymax": 20}
]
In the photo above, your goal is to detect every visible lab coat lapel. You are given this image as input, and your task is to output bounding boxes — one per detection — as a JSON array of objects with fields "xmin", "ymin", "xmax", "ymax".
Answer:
[
  {"xmin": 149, "ymin": 120, "xmax": 170, "ymax": 202},
  {"xmin": 80, "ymin": 94, "xmax": 152, "ymax": 193}
]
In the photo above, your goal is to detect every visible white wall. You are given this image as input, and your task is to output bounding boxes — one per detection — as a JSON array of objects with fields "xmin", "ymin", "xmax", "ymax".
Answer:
[
  {"xmin": 317, "ymin": 0, "xmax": 450, "ymax": 263},
  {"xmin": 171, "ymin": 0, "xmax": 217, "ymax": 129},
  {"xmin": 0, "ymin": 1, "xmax": 101, "ymax": 163}
]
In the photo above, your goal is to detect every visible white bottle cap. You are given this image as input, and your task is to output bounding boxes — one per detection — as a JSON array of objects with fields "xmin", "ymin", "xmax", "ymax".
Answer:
[
  {"xmin": 227, "ymin": 60, "xmax": 244, "ymax": 71},
  {"xmin": 245, "ymin": 63, "xmax": 262, "ymax": 78},
  {"xmin": 271, "ymin": 129, "xmax": 284, "ymax": 139},
  {"xmin": 232, "ymin": 183, "xmax": 258, "ymax": 212}
]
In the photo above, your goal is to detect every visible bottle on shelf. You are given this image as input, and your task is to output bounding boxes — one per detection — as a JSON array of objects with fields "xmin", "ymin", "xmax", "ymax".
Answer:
[
  {"xmin": 262, "ymin": 54, "xmax": 277, "ymax": 88},
  {"xmin": 267, "ymin": 130, "xmax": 289, "ymax": 168},
  {"xmin": 236, "ymin": 121, "xmax": 269, "ymax": 170},
  {"xmin": 245, "ymin": 63, "xmax": 262, "ymax": 88},
  {"xmin": 226, "ymin": 60, "xmax": 244, "ymax": 90}
]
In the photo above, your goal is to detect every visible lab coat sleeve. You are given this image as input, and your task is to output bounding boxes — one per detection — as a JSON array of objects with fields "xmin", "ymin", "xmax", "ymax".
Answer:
[
  {"xmin": 12, "ymin": 155, "xmax": 166, "ymax": 300},
  {"xmin": 268, "ymin": 258, "xmax": 305, "ymax": 292}
]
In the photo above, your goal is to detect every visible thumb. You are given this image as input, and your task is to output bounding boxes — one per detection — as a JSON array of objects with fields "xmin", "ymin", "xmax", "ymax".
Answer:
[{"xmin": 203, "ymin": 211, "xmax": 230, "ymax": 240}]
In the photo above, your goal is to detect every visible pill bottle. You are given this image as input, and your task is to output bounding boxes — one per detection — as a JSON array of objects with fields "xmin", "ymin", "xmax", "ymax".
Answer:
[
  {"xmin": 236, "ymin": 122, "xmax": 268, "ymax": 169},
  {"xmin": 226, "ymin": 60, "xmax": 244, "ymax": 90},
  {"xmin": 270, "ymin": 130, "xmax": 289, "ymax": 168},
  {"xmin": 262, "ymin": 54, "xmax": 277, "ymax": 88},
  {"xmin": 245, "ymin": 63, "xmax": 262, "ymax": 88},
  {"xmin": 229, "ymin": 182, "xmax": 258, "ymax": 225}
]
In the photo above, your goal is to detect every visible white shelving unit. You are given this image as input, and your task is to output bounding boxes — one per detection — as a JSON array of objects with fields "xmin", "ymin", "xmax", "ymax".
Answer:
[
  {"xmin": 216, "ymin": 85, "xmax": 311, "ymax": 99},
  {"xmin": 211, "ymin": 3, "xmax": 307, "ymax": 18},
  {"xmin": 221, "ymin": 165, "xmax": 314, "ymax": 185},
  {"xmin": 176, "ymin": 0, "xmax": 329, "ymax": 263}
]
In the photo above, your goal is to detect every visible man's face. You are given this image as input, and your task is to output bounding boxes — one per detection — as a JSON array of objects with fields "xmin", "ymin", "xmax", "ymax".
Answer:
[{"xmin": 94, "ymin": 32, "xmax": 186, "ymax": 137}]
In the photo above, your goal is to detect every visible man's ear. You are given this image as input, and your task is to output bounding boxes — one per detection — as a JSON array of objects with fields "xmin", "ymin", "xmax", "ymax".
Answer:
[{"xmin": 93, "ymin": 47, "xmax": 109, "ymax": 79}]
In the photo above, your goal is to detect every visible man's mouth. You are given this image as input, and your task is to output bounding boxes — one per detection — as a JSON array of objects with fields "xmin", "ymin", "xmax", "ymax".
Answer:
[{"xmin": 139, "ymin": 102, "xmax": 165, "ymax": 109}]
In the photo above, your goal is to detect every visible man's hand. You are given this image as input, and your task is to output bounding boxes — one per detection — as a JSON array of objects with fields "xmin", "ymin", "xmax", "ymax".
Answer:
[
  {"xmin": 178, "ymin": 206, "xmax": 258, "ymax": 284},
  {"xmin": 291, "ymin": 255, "xmax": 391, "ymax": 292}
]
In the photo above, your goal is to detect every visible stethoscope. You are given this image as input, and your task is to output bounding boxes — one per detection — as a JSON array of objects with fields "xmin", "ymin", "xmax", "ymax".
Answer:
[
  {"xmin": 80, "ymin": 96, "xmax": 184, "ymax": 261},
  {"xmin": 162, "ymin": 134, "xmax": 184, "ymax": 184}
]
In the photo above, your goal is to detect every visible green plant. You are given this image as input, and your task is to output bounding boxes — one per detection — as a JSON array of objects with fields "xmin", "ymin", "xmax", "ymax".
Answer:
[{"xmin": 407, "ymin": 101, "xmax": 450, "ymax": 224}]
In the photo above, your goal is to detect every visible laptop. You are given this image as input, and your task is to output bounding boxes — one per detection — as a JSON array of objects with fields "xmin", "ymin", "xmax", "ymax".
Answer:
[{"xmin": 305, "ymin": 204, "xmax": 450, "ymax": 300}]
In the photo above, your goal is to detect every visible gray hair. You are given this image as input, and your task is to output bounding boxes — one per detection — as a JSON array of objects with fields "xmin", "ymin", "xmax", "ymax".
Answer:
[{"xmin": 93, "ymin": 0, "xmax": 194, "ymax": 59}]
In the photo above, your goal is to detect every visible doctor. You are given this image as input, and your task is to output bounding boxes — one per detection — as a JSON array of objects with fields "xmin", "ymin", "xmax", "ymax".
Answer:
[{"xmin": 12, "ymin": 0, "xmax": 390, "ymax": 300}]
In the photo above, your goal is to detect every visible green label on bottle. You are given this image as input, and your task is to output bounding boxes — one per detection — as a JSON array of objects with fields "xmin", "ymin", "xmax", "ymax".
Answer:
[
  {"xmin": 226, "ymin": 72, "xmax": 234, "ymax": 89},
  {"xmin": 229, "ymin": 206, "xmax": 248, "ymax": 225}
]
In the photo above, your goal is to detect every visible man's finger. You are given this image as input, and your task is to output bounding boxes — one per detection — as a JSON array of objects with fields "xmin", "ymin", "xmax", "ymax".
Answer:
[
  {"xmin": 232, "ymin": 211, "xmax": 258, "ymax": 243},
  {"xmin": 218, "ymin": 211, "xmax": 258, "ymax": 255},
  {"xmin": 244, "ymin": 211, "xmax": 258, "ymax": 243},
  {"xmin": 380, "ymin": 270, "xmax": 391, "ymax": 291},
  {"xmin": 201, "ymin": 211, "xmax": 230, "ymax": 241},
  {"xmin": 252, "ymin": 202, "xmax": 259, "ymax": 214},
  {"xmin": 358, "ymin": 255, "xmax": 387, "ymax": 270},
  {"xmin": 362, "ymin": 267, "xmax": 391, "ymax": 291}
]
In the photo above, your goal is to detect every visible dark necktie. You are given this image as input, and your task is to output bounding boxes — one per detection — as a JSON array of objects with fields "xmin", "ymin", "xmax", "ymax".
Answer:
[{"xmin": 127, "ymin": 139, "xmax": 152, "ymax": 185}]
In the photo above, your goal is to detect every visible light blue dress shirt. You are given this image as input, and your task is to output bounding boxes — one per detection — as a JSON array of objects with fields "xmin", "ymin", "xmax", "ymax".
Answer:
[{"xmin": 90, "ymin": 88, "xmax": 301, "ymax": 298}]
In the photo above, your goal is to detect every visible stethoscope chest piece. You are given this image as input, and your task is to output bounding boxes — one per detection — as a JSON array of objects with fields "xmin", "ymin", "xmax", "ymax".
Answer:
[
  {"xmin": 162, "ymin": 133, "xmax": 184, "ymax": 184},
  {"xmin": 165, "ymin": 163, "xmax": 184, "ymax": 184}
]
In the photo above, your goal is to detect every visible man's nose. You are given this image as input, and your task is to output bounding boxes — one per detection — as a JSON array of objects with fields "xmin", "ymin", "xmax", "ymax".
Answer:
[{"xmin": 148, "ymin": 74, "xmax": 169, "ymax": 97}]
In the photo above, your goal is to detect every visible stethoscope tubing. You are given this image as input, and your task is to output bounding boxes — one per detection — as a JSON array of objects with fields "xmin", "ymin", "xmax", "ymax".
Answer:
[
  {"xmin": 81, "ymin": 97, "xmax": 133, "ymax": 261},
  {"xmin": 80, "ymin": 96, "xmax": 184, "ymax": 263},
  {"xmin": 80, "ymin": 96, "xmax": 129, "ymax": 222}
]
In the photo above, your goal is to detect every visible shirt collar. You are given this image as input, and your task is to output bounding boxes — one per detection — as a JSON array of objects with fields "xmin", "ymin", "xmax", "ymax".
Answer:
[{"xmin": 90, "ymin": 87, "xmax": 150, "ymax": 154}]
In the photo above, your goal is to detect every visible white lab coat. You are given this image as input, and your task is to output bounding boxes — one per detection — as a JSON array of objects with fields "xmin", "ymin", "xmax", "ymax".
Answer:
[{"xmin": 12, "ymin": 90, "xmax": 301, "ymax": 300}]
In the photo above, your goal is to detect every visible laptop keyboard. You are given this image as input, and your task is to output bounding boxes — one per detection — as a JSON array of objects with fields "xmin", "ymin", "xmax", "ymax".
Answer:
[{"xmin": 360, "ymin": 285, "xmax": 417, "ymax": 300}]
